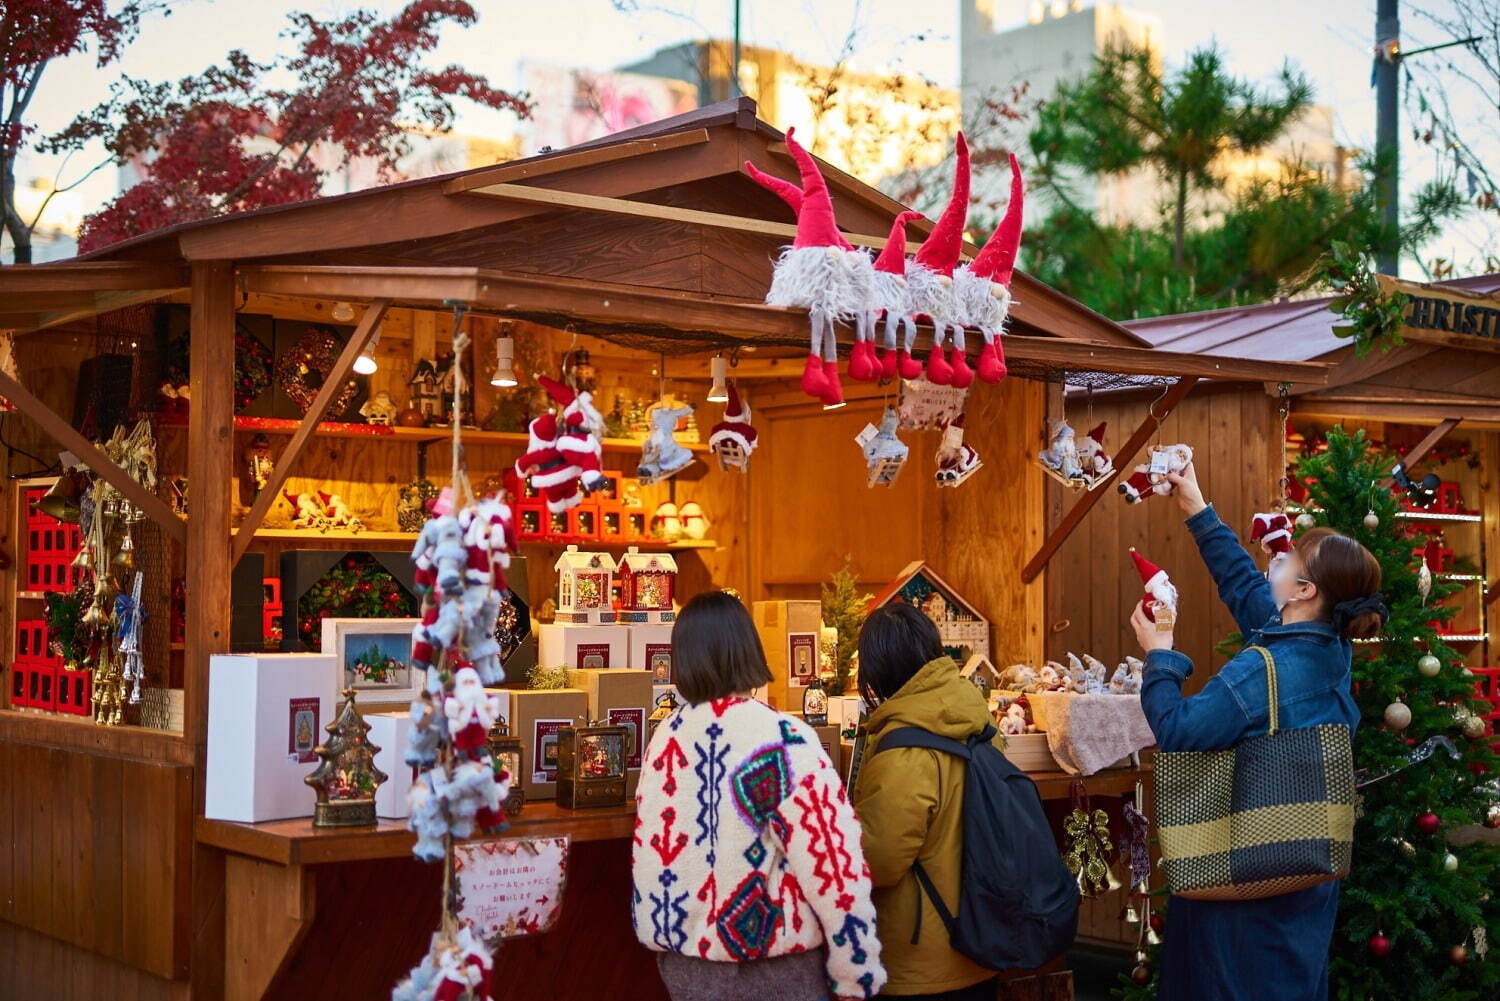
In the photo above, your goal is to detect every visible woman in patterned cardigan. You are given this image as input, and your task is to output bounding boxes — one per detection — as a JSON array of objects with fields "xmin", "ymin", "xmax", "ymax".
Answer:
[{"xmin": 632, "ymin": 591, "xmax": 886, "ymax": 1001}]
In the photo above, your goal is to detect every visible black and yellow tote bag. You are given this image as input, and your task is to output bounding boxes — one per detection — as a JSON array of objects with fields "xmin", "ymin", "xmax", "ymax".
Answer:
[{"xmin": 1154, "ymin": 646, "xmax": 1355, "ymax": 901}]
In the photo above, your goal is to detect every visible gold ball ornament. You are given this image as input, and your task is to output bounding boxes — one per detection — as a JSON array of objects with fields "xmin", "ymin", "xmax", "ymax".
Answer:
[
  {"xmin": 1417, "ymin": 654, "xmax": 1441, "ymax": 677},
  {"xmin": 1462, "ymin": 714, "xmax": 1488, "ymax": 740},
  {"xmin": 1383, "ymin": 701, "xmax": 1412, "ymax": 731},
  {"xmin": 1295, "ymin": 512, "xmax": 1318, "ymax": 530},
  {"xmin": 1395, "ymin": 838, "xmax": 1416, "ymax": 858},
  {"xmin": 1443, "ymin": 852, "xmax": 1459, "ymax": 872},
  {"xmin": 1364, "ymin": 510, "xmax": 1380, "ymax": 530}
]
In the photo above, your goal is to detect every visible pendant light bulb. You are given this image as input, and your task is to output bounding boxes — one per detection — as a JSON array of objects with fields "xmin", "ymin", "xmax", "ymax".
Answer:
[
  {"xmin": 352, "ymin": 328, "xmax": 380, "ymax": 376},
  {"xmin": 707, "ymin": 355, "xmax": 729, "ymax": 403},
  {"xmin": 331, "ymin": 301, "xmax": 356, "ymax": 323},
  {"xmin": 491, "ymin": 334, "xmax": 518, "ymax": 388}
]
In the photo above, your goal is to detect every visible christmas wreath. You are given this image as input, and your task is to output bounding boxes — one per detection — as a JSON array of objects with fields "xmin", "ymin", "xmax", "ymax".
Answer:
[
  {"xmin": 234, "ymin": 331, "xmax": 272, "ymax": 411},
  {"xmin": 276, "ymin": 326, "xmax": 360, "ymax": 416},
  {"xmin": 297, "ymin": 556, "xmax": 416, "ymax": 651}
]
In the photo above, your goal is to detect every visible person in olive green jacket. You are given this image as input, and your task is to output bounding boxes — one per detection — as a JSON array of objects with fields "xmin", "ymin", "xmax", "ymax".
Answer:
[{"xmin": 852, "ymin": 603, "xmax": 999, "ymax": 1001}]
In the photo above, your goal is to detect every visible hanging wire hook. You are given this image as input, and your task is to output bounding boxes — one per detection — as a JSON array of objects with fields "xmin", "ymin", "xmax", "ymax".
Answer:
[{"xmin": 1146, "ymin": 380, "xmax": 1173, "ymax": 430}]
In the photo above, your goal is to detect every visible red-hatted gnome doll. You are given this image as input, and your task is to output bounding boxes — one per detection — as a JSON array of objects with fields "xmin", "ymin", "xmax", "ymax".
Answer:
[
  {"xmin": 1077, "ymin": 422, "xmax": 1114, "ymax": 481},
  {"xmin": 954, "ymin": 153, "xmax": 1024, "ymax": 384},
  {"xmin": 1250, "ymin": 512, "xmax": 1293, "ymax": 566},
  {"xmin": 707, "ymin": 384, "xmax": 758, "ymax": 471},
  {"xmin": 905, "ymin": 133, "xmax": 972, "ymax": 387},
  {"xmin": 867, "ymin": 210, "xmax": 923, "ymax": 381},
  {"xmin": 744, "ymin": 127, "xmax": 872, "ymax": 408},
  {"xmin": 515, "ymin": 409, "xmax": 580, "ymax": 514},
  {"xmin": 1118, "ymin": 443, "xmax": 1193, "ymax": 504},
  {"xmin": 1131, "ymin": 548, "xmax": 1178, "ymax": 627},
  {"xmin": 542, "ymin": 375, "xmax": 606, "ymax": 494}
]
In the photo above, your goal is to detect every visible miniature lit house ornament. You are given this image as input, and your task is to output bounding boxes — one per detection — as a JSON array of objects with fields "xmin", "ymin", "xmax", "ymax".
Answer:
[
  {"xmin": 869, "ymin": 561, "xmax": 991, "ymax": 662},
  {"xmin": 407, "ymin": 358, "xmax": 442, "ymax": 423},
  {"xmin": 618, "ymin": 546, "xmax": 678, "ymax": 623},
  {"xmin": 553, "ymin": 545, "xmax": 618, "ymax": 624},
  {"xmin": 305, "ymin": 689, "xmax": 388, "ymax": 827},
  {"xmin": 556, "ymin": 721, "xmax": 629, "ymax": 809}
]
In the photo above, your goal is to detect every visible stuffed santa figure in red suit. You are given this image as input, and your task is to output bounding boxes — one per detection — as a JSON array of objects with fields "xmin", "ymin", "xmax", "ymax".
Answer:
[
  {"xmin": 541, "ymin": 375, "xmax": 606, "ymax": 494},
  {"xmin": 444, "ymin": 666, "xmax": 501, "ymax": 754},
  {"xmin": 1250, "ymin": 512, "xmax": 1293, "ymax": 561},
  {"xmin": 745, "ymin": 127, "xmax": 873, "ymax": 408},
  {"xmin": 1077, "ymin": 422, "xmax": 1113, "ymax": 480},
  {"xmin": 707, "ymin": 384, "xmax": 758, "ymax": 470},
  {"xmin": 514, "ymin": 411, "xmax": 580, "ymax": 514},
  {"xmin": 1131, "ymin": 548, "xmax": 1178, "ymax": 626},
  {"xmin": 867, "ymin": 209, "xmax": 923, "ymax": 381},
  {"xmin": 953, "ymin": 153, "xmax": 1024, "ymax": 383},
  {"xmin": 905, "ymin": 133, "xmax": 971, "ymax": 387}
]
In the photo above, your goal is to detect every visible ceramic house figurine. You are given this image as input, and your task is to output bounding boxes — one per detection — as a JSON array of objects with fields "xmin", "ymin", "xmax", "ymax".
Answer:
[
  {"xmin": 960, "ymin": 653, "xmax": 1004, "ymax": 699},
  {"xmin": 360, "ymin": 390, "xmax": 398, "ymax": 426},
  {"xmin": 408, "ymin": 359, "xmax": 442, "ymax": 423},
  {"xmin": 553, "ymin": 545, "xmax": 618, "ymax": 624},
  {"xmin": 617, "ymin": 546, "xmax": 677, "ymax": 624}
]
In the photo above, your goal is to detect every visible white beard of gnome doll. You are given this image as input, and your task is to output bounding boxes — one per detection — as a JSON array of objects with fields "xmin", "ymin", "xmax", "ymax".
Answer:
[
  {"xmin": 868, "ymin": 210, "xmax": 923, "ymax": 382},
  {"xmin": 954, "ymin": 153, "xmax": 1024, "ymax": 384},
  {"xmin": 544, "ymin": 375, "xmax": 606, "ymax": 493},
  {"xmin": 744, "ymin": 127, "xmax": 873, "ymax": 408},
  {"xmin": 514, "ymin": 410, "xmax": 581, "ymax": 514},
  {"xmin": 443, "ymin": 666, "xmax": 501, "ymax": 753},
  {"xmin": 905, "ymin": 132, "xmax": 972, "ymax": 387},
  {"xmin": 707, "ymin": 384, "xmax": 759, "ymax": 471},
  {"xmin": 1131, "ymin": 548, "xmax": 1178, "ymax": 627}
]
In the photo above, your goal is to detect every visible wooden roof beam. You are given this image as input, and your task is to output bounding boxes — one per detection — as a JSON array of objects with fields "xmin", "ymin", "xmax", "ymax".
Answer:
[{"xmin": 0, "ymin": 261, "xmax": 187, "ymax": 293}]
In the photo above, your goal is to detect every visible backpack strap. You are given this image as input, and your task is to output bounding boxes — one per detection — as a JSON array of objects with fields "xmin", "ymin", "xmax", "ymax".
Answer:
[{"xmin": 875, "ymin": 726, "xmax": 972, "ymax": 759}]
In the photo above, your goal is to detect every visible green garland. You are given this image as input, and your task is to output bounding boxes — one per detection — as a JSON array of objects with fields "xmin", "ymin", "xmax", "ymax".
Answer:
[
  {"xmin": 297, "ymin": 556, "xmax": 415, "ymax": 651},
  {"xmin": 1311, "ymin": 241, "xmax": 1410, "ymax": 358}
]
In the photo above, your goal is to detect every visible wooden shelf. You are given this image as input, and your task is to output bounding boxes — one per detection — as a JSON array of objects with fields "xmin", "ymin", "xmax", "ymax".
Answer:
[
  {"xmin": 164, "ymin": 418, "xmax": 710, "ymax": 452},
  {"xmin": 242, "ymin": 529, "xmax": 418, "ymax": 543},
  {"xmin": 239, "ymin": 527, "xmax": 716, "ymax": 551}
]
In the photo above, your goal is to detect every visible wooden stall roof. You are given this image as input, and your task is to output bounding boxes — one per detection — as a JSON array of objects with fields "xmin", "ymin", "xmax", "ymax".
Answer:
[
  {"xmin": 1124, "ymin": 273, "xmax": 1500, "ymax": 422},
  {"xmin": 3, "ymin": 98, "xmax": 1328, "ymax": 384}
]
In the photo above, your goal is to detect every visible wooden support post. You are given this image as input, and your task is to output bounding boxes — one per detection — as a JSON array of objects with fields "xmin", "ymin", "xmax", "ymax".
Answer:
[
  {"xmin": 230, "ymin": 300, "xmax": 390, "ymax": 563},
  {"xmin": 1022, "ymin": 376, "xmax": 1200, "ymax": 583},
  {"xmin": 1401, "ymin": 417, "xmax": 1462, "ymax": 469},
  {"xmin": 0, "ymin": 369, "xmax": 186, "ymax": 544},
  {"xmin": 186, "ymin": 261, "xmax": 236, "ymax": 752}
]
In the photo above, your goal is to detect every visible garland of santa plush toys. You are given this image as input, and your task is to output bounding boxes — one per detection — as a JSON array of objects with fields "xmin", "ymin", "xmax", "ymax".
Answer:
[{"xmin": 745, "ymin": 128, "xmax": 1026, "ymax": 406}]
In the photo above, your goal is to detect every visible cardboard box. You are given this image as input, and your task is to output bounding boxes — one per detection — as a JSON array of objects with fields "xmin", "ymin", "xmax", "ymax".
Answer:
[
  {"xmin": 627, "ymin": 623, "xmax": 676, "ymax": 683},
  {"xmin": 205, "ymin": 653, "xmax": 337, "ymax": 822},
  {"xmin": 492, "ymin": 688, "xmax": 588, "ymax": 800},
  {"xmin": 538, "ymin": 623, "xmax": 629, "ymax": 672},
  {"xmin": 366, "ymin": 711, "xmax": 413, "ymax": 819},
  {"xmin": 568, "ymin": 669, "xmax": 653, "ymax": 796},
  {"xmin": 811, "ymin": 724, "xmax": 842, "ymax": 775},
  {"xmin": 752, "ymin": 600, "xmax": 823, "ymax": 712}
]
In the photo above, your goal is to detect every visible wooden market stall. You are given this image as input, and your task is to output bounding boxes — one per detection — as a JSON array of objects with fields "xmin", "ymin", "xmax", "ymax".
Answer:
[
  {"xmin": 1047, "ymin": 273, "xmax": 1500, "ymax": 703},
  {"xmin": 0, "ymin": 99, "xmax": 1329, "ymax": 1001}
]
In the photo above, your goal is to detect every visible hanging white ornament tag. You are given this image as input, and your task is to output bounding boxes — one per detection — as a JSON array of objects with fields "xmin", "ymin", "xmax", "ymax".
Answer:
[
  {"xmin": 1149, "ymin": 450, "xmax": 1171, "ymax": 475},
  {"xmin": 854, "ymin": 424, "xmax": 879, "ymax": 449}
]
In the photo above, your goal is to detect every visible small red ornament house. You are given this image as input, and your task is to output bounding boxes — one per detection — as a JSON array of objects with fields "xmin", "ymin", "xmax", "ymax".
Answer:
[{"xmin": 617, "ymin": 546, "xmax": 678, "ymax": 624}]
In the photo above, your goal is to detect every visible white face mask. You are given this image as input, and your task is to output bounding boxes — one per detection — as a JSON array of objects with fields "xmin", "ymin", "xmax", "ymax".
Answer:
[{"xmin": 1268, "ymin": 557, "xmax": 1313, "ymax": 612}]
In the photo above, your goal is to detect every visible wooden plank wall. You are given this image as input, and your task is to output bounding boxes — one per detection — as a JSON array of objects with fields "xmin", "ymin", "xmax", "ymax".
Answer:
[
  {"xmin": 1045, "ymin": 384, "xmax": 1280, "ymax": 692},
  {"xmin": 752, "ymin": 376, "xmax": 1048, "ymax": 667}
]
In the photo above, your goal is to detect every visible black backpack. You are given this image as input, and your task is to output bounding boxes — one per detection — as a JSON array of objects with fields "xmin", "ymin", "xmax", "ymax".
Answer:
[{"xmin": 876, "ymin": 723, "xmax": 1079, "ymax": 971}]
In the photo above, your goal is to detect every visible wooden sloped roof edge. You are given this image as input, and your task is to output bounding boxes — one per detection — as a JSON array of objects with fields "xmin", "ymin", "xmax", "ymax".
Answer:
[{"xmin": 0, "ymin": 261, "xmax": 189, "ymax": 334}]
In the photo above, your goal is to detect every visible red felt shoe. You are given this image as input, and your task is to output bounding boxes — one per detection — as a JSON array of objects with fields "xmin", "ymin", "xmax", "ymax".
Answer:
[
  {"xmin": 820, "ymin": 359, "xmax": 845, "ymax": 409},
  {"xmin": 801, "ymin": 352, "xmax": 829, "ymax": 399},
  {"xmin": 977, "ymin": 339, "xmax": 1007, "ymax": 383},
  {"xmin": 926, "ymin": 345, "xmax": 953, "ymax": 385},
  {"xmin": 948, "ymin": 346, "xmax": 973, "ymax": 388}
]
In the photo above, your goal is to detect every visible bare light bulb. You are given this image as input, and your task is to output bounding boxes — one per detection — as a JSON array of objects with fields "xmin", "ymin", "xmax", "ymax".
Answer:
[
  {"xmin": 331, "ymin": 301, "xmax": 355, "ymax": 322},
  {"xmin": 353, "ymin": 328, "xmax": 380, "ymax": 375},
  {"xmin": 491, "ymin": 335, "xmax": 518, "ymax": 388},
  {"xmin": 707, "ymin": 355, "xmax": 729, "ymax": 403}
]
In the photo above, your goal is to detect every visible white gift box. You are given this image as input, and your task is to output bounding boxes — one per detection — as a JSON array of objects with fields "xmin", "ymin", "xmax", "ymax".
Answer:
[
  {"xmin": 205, "ymin": 653, "xmax": 337, "ymax": 822},
  {"xmin": 538, "ymin": 622, "xmax": 629, "ymax": 672},
  {"xmin": 827, "ymin": 695, "xmax": 863, "ymax": 731},
  {"xmin": 626, "ymin": 623, "xmax": 675, "ymax": 683},
  {"xmin": 366, "ymin": 711, "xmax": 414, "ymax": 819}
]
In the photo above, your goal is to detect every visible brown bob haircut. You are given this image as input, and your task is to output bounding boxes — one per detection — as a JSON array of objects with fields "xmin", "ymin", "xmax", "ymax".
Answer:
[
  {"xmin": 670, "ymin": 591, "xmax": 773, "ymax": 704},
  {"xmin": 1296, "ymin": 527, "xmax": 1385, "ymax": 640}
]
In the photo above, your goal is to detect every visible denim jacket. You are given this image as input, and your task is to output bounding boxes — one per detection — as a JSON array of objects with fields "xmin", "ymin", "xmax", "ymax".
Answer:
[{"xmin": 1141, "ymin": 505, "xmax": 1360, "ymax": 752}]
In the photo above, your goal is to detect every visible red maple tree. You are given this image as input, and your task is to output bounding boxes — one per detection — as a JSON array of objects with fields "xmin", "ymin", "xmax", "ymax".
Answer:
[
  {"xmin": 42, "ymin": 0, "xmax": 531, "ymax": 254},
  {"xmin": 1, "ymin": 0, "xmax": 165, "ymax": 263}
]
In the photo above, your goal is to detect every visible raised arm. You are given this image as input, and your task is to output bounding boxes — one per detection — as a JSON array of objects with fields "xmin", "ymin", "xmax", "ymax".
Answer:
[
  {"xmin": 1131, "ymin": 600, "xmax": 1258, "ymax": 751},
  {"xmin": 1168, "ymin": 463, "xmax": 1277, "ymax": 636}
]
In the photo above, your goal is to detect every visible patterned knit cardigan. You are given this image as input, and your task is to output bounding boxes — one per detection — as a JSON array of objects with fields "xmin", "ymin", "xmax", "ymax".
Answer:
[{"xmin": 631, "ymin": 696, "xmax": 886, "ymax": 999}]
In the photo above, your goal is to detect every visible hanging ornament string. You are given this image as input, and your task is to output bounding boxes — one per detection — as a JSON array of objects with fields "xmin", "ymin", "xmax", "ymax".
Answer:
[
  {"xmin": 1353, "ymin": 735, "xmax": 1460, "ymax": 788},
  {"xmin": 1275, "ymin": 382, "xmax": 1291, "ymax": 510},
  {"xmin": 441, "ymin": 303, "xmax": 471, "ymax": 941}
]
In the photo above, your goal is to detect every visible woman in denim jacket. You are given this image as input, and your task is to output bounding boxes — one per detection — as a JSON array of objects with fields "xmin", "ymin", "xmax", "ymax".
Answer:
[{"xmin": 1130, "ymin": 463, "xmax": 1385, "ymax": 1001}]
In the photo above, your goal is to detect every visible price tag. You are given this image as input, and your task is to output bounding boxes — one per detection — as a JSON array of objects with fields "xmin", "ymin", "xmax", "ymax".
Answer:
[
  {"xmin": 1149, "ymin": 450, "xmax": 1171, "ymax": 475},
  {"xmin": 854, "ymin": 424, "xmax": 879, "ymax": 449}
]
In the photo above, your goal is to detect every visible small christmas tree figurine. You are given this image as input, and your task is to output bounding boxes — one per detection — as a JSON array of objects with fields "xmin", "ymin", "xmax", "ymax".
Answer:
[{"xmin": 305, "ymin": 688, "xmax": 387, "ymax": 827}]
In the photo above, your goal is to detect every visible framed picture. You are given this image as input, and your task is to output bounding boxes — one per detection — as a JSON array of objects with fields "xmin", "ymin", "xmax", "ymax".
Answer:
[{"xmin": 320, "ymin": 617, "xmax": 422, "ymax": 702}]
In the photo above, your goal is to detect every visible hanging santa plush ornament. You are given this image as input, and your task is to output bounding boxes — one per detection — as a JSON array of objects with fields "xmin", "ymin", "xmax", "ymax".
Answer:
[
  {"xmin": 707, "ymin": 384, "xmax": 758, "ymax": 471},
  {"xmin": 869, "ymin": 210, "xmax": 923, "ymax": 381},
  {"xmin": 954, "ymin": 153, "xmax": 1024, "ymax": 383},
  {"xmin": 745, "ymin": 127, "xmax": 872, "ymax": 407},
  {"xmin": 544, "ymin": 375, "xmax": 606, "ymax": 494},
  {"xmin": 905, "ymin": 133, "xmax": 972, "ymax": 387},
  {"xmin": 1131, "ymin": 548, "xmax": 1178, "ymax": 628},
  {"xmin": 1077, "ymin": 422, "xmax": 1114, "ymax": 483},
  {"xmin": 515, "ymin": 410, "xmax": 581, "ymax": 514},
  {"xmin": 1118, "ymin": 443, "xmax": 1194, "ymax": 504},
  {"xmin": 934, "ymin": 414, "xmax": 982, "ymax": 487},
  {"xmin": 1250, "ymin": 511, "xmax": 1294, "ymax": 566},
  {"xmin": 444, "ymin": 666, "xmax": 501, "ymax": 752}
]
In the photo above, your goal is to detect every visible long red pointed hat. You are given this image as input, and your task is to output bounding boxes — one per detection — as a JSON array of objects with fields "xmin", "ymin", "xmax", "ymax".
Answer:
[
  {"xmin": 743, "ymin": 126, "xmax": 852, "ymax": 252},
  {"xmin": 874, "ymin": 210, "xmax": 922, "ymax": 275},
  {"xmin": 971, "ymin": 153, "xmax": 1025, "ymax": 284},
  {"xmin": 723, "ymin": 384, "xmax": 750, "ymax": 423},
  {"xmin": 1088, "ymin": 422, "xmax": 1107, "ymax": 443},
  {"xmin": 1130, "ymin": 548, "xmax": 1165, "ymax": 586},
  {"xmin": 914, "ymin": 132, "xmax": 970, "ymax": 277},
  {"xmin": 537, "ymin": 375, "xmax": 574, "ymax": 408}
]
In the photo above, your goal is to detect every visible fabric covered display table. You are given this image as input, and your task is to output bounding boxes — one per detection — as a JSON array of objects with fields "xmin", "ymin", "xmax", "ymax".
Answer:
[{"xmin": 1026, "ymin": 693, "xmax": 1155, "ymax": 776}]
